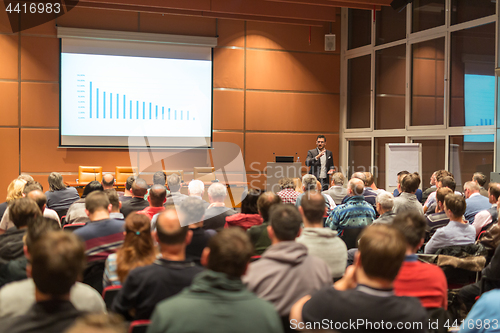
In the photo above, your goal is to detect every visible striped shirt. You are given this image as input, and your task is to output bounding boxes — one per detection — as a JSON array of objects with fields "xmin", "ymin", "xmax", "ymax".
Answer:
[{"xmin": 74, "ymin": 218, "xmax": 125, "ymax": 262}]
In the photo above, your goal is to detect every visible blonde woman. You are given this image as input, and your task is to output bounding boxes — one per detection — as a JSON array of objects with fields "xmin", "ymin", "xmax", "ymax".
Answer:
[{"xmin": 0, "ymin": 179, "xmax": 27, "ymax": 234}]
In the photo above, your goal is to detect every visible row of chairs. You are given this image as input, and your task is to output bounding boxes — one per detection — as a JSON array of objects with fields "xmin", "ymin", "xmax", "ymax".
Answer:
[
  {"xmin": 78, "ymin": 166, "xmax": 216, "ymax": 184},
  {"xmin": 102, "ymin": 285, "xmax": 149, "ymax": 333}
]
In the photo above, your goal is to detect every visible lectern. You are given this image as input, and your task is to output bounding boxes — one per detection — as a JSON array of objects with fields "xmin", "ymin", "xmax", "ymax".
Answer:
[{"xmin": 266, "ymin": 162, "xmax": 302, "ymax": 192}]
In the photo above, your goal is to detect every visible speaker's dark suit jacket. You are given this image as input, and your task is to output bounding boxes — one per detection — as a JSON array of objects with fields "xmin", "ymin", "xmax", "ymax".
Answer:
[{"xmin": 306, "ymin": 148, "xmax": 334, "ymax": 182}]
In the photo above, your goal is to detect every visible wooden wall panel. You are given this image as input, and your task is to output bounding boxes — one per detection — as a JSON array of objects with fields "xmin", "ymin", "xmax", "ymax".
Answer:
[
  {"xmin": 0, "ymin": 82, "xmax": 19, "ymax": 126},
  {"xmin": 22, "ymin": 19, "xmax": 57, "ymax": 36},
  {"xmin": 217, "ymin": 19, "xmax": 245, "ymax": 47},
  {"xmin": 20, "ymin": 36, "xmax": 59, "ymax": 81},
  {"xmin": 0, "ymin": 35, "xmax": 18, "ymax": 80},
  {"xmin": 0, "ymin": 129, "xmax": 20, "ymax": 195},
  {"xmin": 139, "ymin": 13, "xmax": 216, "ymax": 36},
  {"xmin": 21, "ymin": 83, "xmax": 59, "ymax": 127},
  {"xmin": 246, "ymin": 91, "xmax": 338, "ymax": 132},
  {"xmin": 0, "ymin": 2, "xmax": 13, "ymax": 33},
  {"xmin": 56, "ymin": 7, "xmax": 139, "ymax": 31},
  {"xmin": 213, "ymin": 48, "xmax": 244, "ymax": 89},
  {"xmin": 213, "ymin": 90, "xmax": 244, "ymax": 130},
  {"xmin": 213, "ymin": 132, "xmax": 244, "ymax": 153}
]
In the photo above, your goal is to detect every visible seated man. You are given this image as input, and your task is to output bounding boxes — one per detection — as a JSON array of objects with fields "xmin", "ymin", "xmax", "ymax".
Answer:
[
  {"xmin": 0, "ymin": 198, "xmax": 40, "ymax": 264},
  {"xmin": 147, "ymin": 228, "xmax": 283, "ymax": 333},
  {"xmin": 119, "ymin": 176, "xmax": 135, "ymax": 202},
  {"xmin": 394, "ymin": 170, "xmax": 423, "ymax": 203},
  {"xmin": 0, "ymin": 217, "xmax": 105, "ymax": 318},
  {"xmin": 392, "ymin": 212, "xmax": 448, "ymax": 309},
  {"xmin": 425, "ymin": 187, "xmax": 453, "ymax": 238},
  {"xmin": 326, "ymin": 178, "xmax": 376, "ymax": 235},
  {"xmin": 203, "ymin": 183, "xmax": 236, "ymax": 230},
  {"xmin": 0, "ymin": 231, "xmax": 86, "ymax": 333},
  {"xmin": 187, "ymin": 180, "xmax": 209, "ymax": 209},
  {"xmin": 373, "ymin": 191, "xmax": 396, "ymax": 224},
  {"xmin": 243, "ymin": 204, "xmax": 331, "ymax": 317},
  {"xmin": 120, "ymin": 178, "xmax": 149, "ymax": 218},
  {"xmin": 164, "ymin": 173, "xmax": 187, "ymax": 207},
  {"xmin": 111, "ymin": 208, "xmax": 203, "ymax": 321},
  {"xmin": 471, "ymin": 183, "xmax": 500, "ymax": 235},
  {"xmin": 424, "ymin": 194, "xmax": 476, "ymax": 254},
  {"xmin": 290, "ymin": 224, "xmax": 427, "ymax": 333},
  {"xmin": 101, "ymin": 174, "xmax": 115, "ymax": 190},
  {"xmin": 393, "ymin": 172, "xmax": 424, "ymax": 215},
  {"xmin": 74, "ymin": 191, "xmax": 125, "ymax": 262},
  {"xmin": 464, "ymin": 181, "xmax": 491, "ymax": 224},
  {"xmin": 296, "ymin": 192, "xmax": 347, "ymax": 279},
  {"xmin": 322, "ymin": 172, "xmax": 348, "ymax": 205},
  {"xmin": 104, "ymin": 189, "xmax": 124, "ymax": 220},
  {"xmin": 295, "ymin": 174, "xmax": 334, "ymax": 214},
  {"xmin": 137, "ymin": 184, "xmax": 166, "ymax": 220}
]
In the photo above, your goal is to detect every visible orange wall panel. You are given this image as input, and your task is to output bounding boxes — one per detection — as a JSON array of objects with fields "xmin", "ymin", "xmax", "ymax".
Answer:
[
  {"xmin": 217, "ymin": 19, "xmax": 245, "ymax": 47},
  {"xmin": 213, "ymin": 48, "xmax": 244, "ymax": 89},
  {"xmin": 246, "ymin": 50, "xmax": 339, "ymax": 93},
  {"xmin": 0, "ymin": 34, "xmax": 18, "ymax": 80},
  {"xmin": 57, "ymin": 7, "xmax": 139, "ymax": 31},
  {"xmin": 0, "ymin": 2, "xmax": 14, "ymax": 33},
  {"xmin": 213, "ymin": 89, "xmax": 244, "ymax": 130},
  {"xmin": 21, "ymin": 19, "xmax": 57, "ymax": 36},
  {"xmin": 21, "ymin": 83, "xmax": 59, "ymax": 127},
  {"xmin": 0, "ymin": 128, "xmax": 20, "ymax": 194},
  {"xmin": 213, "ymin": 131, "xmax": 244, "ymax": 153},
  {"xmin": 0, "ymin": 82, "xmax": 19, "ymax": 126},
  {"xmin": 246, "ymin": 91, "xmax": 339, "ymax": 132},
  {"xmin": 20, "ymin": 36, "xmax": 59, "ymax": 81},
  {"xmin": 245, "ymin": 133, "xmax": 338, "ymax": 172},
  {"xmin": 139, "ymin": 13, "xmax": 216, "ymax": 36}
]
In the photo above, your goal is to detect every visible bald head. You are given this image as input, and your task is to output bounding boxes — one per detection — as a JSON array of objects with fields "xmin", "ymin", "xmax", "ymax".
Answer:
[
  {"xmin": 27, "ymin": 189, "xmax": 47, "ymax": 212},
  {"xmin": 156, "ymin": 209, "xmax": 189, "ymax": 246},
  {"xmin": 102, "ymin": 174, "xmax": 115, "ymax": 190},
  {"xmin": 351, "ymin": 172, "xmax": 367, "ymax": 185},
  {"xmin": 149, "ymin": 184, "xmax": 167, "ymax": 207},
  {"xmin": 349, "ymin": 178, "xmax": 365, "ymax": 196}
]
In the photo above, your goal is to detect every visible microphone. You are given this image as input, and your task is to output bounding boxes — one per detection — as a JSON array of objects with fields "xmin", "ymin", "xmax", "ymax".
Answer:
[{"xmin": 93, "ymin": 168, "xmax": 96, "ymax": 181}]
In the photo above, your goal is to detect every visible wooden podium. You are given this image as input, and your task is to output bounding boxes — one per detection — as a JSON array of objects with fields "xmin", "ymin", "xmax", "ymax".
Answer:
[{"xmin": 266, "ymin": 162, "xmax": 302, "ymax": 192}]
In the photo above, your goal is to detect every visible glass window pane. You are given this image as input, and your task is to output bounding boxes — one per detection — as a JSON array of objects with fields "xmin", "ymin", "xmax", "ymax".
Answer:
[
  {"xmin": 348, "ymin": 140, "xmax": 371, "ymax": 179},
  {"xmin": 376, "ymin": 6, "xmax": 406, "ymax": 46},
  {"xmin": 412, "ymin": 139, "xmax": 445, "ymax": 191},
  {"xmin": 374, "ymin": 137, "xmax": 405, "ymax": 191},
  {"xmin": 449, "ymin": 135, "xmax": 494, "ymax": 192},
  {"xmin": 348, "ymin": 9, "xmax": 372, "ymax": 50},
  {"xmin": 375, "ymin": 44, "xmax": 406, "ymax": 130},
  {"xmin": 411, "ymin": 38, "xmax": 445, "ymax": 126},
  {"xmin": 451, "ymin": 0, "xmax": 496, "ymax": 25},
  {"xmin": 450, "ymin": 24, "xmax": 495, "ymax": 127},
  {"xmin": 347, "ymin": 55, "xmax": 371, "ymax": 129},
  {"xmin": 412, "ymin": 0, "xmax": 445, "ymax": 33}
]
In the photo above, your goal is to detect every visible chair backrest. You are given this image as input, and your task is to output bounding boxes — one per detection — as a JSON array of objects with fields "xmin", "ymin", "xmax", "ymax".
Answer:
[
  {"xmin": 63, "ymin": 223, "xmax": 87, "ymax": 231},
  {"xmin": 129, "ymin": 320, "xmax": 151, "ymax": 333},
  {"xmin": 79, "ymin": 166, "xmax": 103, "ymax": 183},
  {"xmin": 193, "ymin": 167, "xmax": 215, "ymax": 182},
  {"xmin": 163, "ymin": 170, "xmax": 184, "ymax": 183},
  {"xmin": 340, "ymin": 227, "xmax": 365, "ymax": 250},
  {"xmin": 102, "ymin": 285, "xmax": 122, "ymax": 310},
  {"xmin": 115, "ymin": 166, "xmax": 138, "ymax": 184},
  {"xmin": 83, "ymin": 260, "xmax": 106, "ymax": 294}
]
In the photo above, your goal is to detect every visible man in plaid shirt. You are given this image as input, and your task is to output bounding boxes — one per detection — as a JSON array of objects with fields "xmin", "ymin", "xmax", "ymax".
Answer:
[{"xmin": 276, "ymin": 178, "xmax": 301, "ymax": 205}]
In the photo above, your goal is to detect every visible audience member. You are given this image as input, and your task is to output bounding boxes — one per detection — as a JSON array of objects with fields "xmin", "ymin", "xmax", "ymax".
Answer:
[
  {"xmin": 111, "ymin": 209, "xmax": 203, "ymax": 321},
  {"xmin": 66, "ymin": 181, "xmax": 103, "ymax": 224},
  {"xmin": 0, "ymin": 219, "xmax": 105, "ymax": 319},
  {"xmin": 101, "ymin": 174, "xmax": 115, "ymax": 190},
  {"xmin": 247, "ymin": 192, "xmax": 282, "ymax": 255},
  {"xmin": 341, "ymin": 172, "xmax": 377, "ymax": 209},
  {"xmin": 0, "ymin": 198, "xmax": 40, "ymax": 265},
  {"xmin": 322, "ymin": 172, "xmax": 348, "ymax": 205},
  {"xmin": 425, "ymin": 187, "xmax": 453, "ymax": 238},
  {"xmin": 463, "ymin": 181, "xmax": 491, "ymax": 224},
  {"xmin": 203, "ymin": 183, "xmax": 236, "ymax": 230},
  {"xmin": 393, "ymin": 172, "xmax": 424, "ymax": 215},
  {"xmin": 119, "ymin": 176, "xmax": 135, "ymax": 203},
  {"xmin": 0, "ymin": 179, "xmax": 27, "ymax": 225},
  {"xmin": 424, "ymin": 194, "xmax": 476, "ymax": 254},
  {"xmin": 225, "ymin": 189, "xmax": 263, "ymax": 230},
  {"xmin": 293, "ymin": 177, "xmax": 303, "ymax": 193},
  {"xmin": 290, "ymin": 224, "xmax": 427, "ymax": 333},
  {"xmin": 65, "ymin": 313, "xmax": 126, "ymax": 333},
  {"xmin": 472, "ymin": 172, "xmax": 489, "ymax": 198},
  {"xmin": 180, "ymin": 197, "xmax": 214, "ymax": 264},
  {"xmin": 26, "ymin": 185, "xmax": 60, "ymax": 223},
  {"xmin": 147, "ymin": 228, "xmax": 283, "ymax": 333},
  {"xmin": 103, "ymin": 213, "xmax": 157, "ymax": 288},
  {"xmin": 277, "ymin": 177, "xmax": 301, "ymax": 205},
  {"xmin": 120, "ymin": 178, "xmax": 149, "ymax": 218},
  {"xmin": 187, "ymin": 180, "xmax": 209, "ymax": 209},
  {"xmin": 364, "ymin": 171, "xmax": 384, "ymax": 194},
  {"xmin": 426, "ymin": 175, "xmax": 460, "ymax": 215},
  {"xmin": 423, "ymin": 170, "xmax": 453, "ymax": 214},
  {"xmin": 45, "ymin": 172, "xmax": 80, "ymax": 215},
  {"xmin": 164, "ymin": 173, "xmax": 187, "ymax": 207},
  {"xmin": 394, "ymin": 170, "xmax": 423, "ymax": 203},
  {"xmin": 144, "ymin": 171, "xmax": 167, "ymax": 201},
  {"xmin": 459, "ymin": 289, "xmax": 500, "ymax": 333},
  {"xmin": 472, "ymin": 182, "xmax": 500, "ymax": 235},
  {"xmin": 326, "ymin": 178, "xmax": 376, "ymax": 235},
  {"xmin": 0, "ymin": 231, "xmax": 86, "ymax": 333},
  {"xmin": 392, "ymin": 212, "xmax": 448, "ymax": 309},
  {"xmin": 74, "ymin": 191, "xmax": 125, "ymax": 262},
  {"xmin": 244, "ymin": 205, "xmax": 331, "ymax": 317},
  {"xmin": 0, "ymin": 216, "xmax": 60, "ymax": 288},
  {"xmin": 296, "ymin": 192, "xmax": 347, "ymax": 279},
  {"xmin": 137, "ymin": 184, "xmax": 166, "ymax": 219},
  {"xmin": 373, "ymin": 191, "xmax": 395, "ymax": 224},
  {"xmin": 104, "ymin": 189, "xmax": 124, "ymax": 220},
  {"xmin": 295, "ymin": 174, "xmax": 334, "ymax": 214},
  {"xmin": 422, "ymin": 171, "xmax": 437, "ymax": 203}
]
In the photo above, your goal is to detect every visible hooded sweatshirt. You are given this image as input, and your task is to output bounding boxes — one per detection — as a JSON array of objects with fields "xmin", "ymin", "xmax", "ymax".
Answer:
[
  {"xmin": 243, "ymin": 241, "xmax": 331, "ymax": 316},
  {"xmin": 296, "ymin": 227, "xmax": 347, "ymax": 278}
]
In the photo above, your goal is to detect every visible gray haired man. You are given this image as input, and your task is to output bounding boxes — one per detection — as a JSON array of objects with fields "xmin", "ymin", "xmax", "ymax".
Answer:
[{"xmin": 373, "ymin": 191, "xmax": 396, "ymax": 224}]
